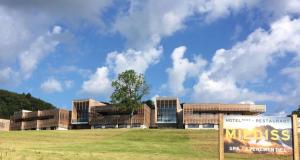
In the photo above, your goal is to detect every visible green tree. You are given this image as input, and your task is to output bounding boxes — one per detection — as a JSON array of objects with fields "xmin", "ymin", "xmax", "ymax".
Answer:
[
  {"xmin": 142, "ymin": 99, "xmax": 155, "ymax": 109},
  {"xmin": 291, "ymin": 105, "xmax": 300, "ymax": 117},
  {"xmin": 0, "ymin": 89, "xmax": 55, "ymax": 119},
  {"xmin": 111, "ymin": 70, "xmax": 149, "ymax": 126}
]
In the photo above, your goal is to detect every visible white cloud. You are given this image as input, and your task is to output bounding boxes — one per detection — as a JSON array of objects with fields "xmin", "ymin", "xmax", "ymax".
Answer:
[
  {"xmin": 113, "ymin": 0, "xmax": 300, "ymax": 50},
  {"xmin": 166, "ymin": 46, "xmax": 206, "ymax": 95},
  {"xmin": 19, "ymin": 29, "xmax": 60, "ymax": 79},
  {"xmin": 64, "ymin": 80, "xmax": 74, "ymax": 89},
  {"xmin": 106, "ymin": 47, "xmax": 163, "ymax": 74},
  {"xmin": 114, "ymin": 1, "xmax": 188, "ymax": 49},
  {"xmin": 0, "ymin": 23, "xmax": 60, "ymax": 85},
  {"xmin": 193, "ymin": 73, "xmax": 285, "ymax": 103},
  {"xmin": 0, "ymin": 1, "xmax": 112, "ymax": 85},
  {"xmin": 52, "ymin": 25, "xmax": 62, "ymax": 34},
  {"xmin": 191, "ymin": 16, "xmax": 300, "ymax": 104},
  {"xmin": 113, "ymin": 0, "xmax": 256, "ymax": 49},
  {"xmin": 0, "ymin": 67, "xmax": 19, "ymax": 85},
  {"xmin": 81, "ymin": 67, "xmax": 113, "ymax": 96},
  {"xmin": 41, "ymin": 78, "xmax": 63, "ymax": 93},
  {"xmin": 257, "ymin": 0, "xmax": 300, "ymax": 20},
  {"xmin": 0, "ymin": 6, "xmax": 31, "ymax": 65}
]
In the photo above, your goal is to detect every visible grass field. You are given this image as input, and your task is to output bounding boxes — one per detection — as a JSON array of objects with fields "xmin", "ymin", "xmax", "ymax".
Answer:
[{"xmin": 0, "ymin": 129, "xmax": 298, "ymax": 160}]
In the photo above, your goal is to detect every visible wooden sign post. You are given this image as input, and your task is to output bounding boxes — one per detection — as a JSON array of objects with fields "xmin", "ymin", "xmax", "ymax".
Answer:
[
  {"xmin": 292, "ymin": 114, "xmax": 299, "ymax": 160},
  {"xmin": 219, "ymin": 113, "xmax": 224, "ymax": 160}
]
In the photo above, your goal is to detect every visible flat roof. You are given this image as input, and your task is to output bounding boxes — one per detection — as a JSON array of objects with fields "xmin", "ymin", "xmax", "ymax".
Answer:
[
  {"xmin": 72, "ymin": 98, "xmax": 95, "ymax": 102},
  {"xmin": 156, "ymin": 96, "xmax": 179, "ymax": 100}
]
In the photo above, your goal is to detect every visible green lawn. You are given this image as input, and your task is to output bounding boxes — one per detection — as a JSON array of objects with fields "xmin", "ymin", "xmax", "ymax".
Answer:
[{"xmin": 0, "ymin": 129, "xmax": 297, "ymax": 160}]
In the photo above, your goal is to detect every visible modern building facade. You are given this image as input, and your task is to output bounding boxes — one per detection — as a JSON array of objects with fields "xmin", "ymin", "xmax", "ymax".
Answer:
[
  {"xmin": 8, "ymin": 97, "xmax": 267, "ymax": 131},
  {"xmin": 90, "ymin": 104, "xmax": 151, "ymax": 129},
  {"xmin": 183, "ymin": 103, "xmax": 266, "ymax": 129},
  {"xmin": 10, "ymin": 109, "xmax": 70, "ymax": 131},
  {"xmin": 71, "ymin": 99, "xmax": 106, "ymax": 129},
  {"xmin": 0, "ymin": 119, "xmax": 10, "ymax": 131},
  {"xmin": 154, "ymin": 97, "xmax": 183, "ymax": 128}
]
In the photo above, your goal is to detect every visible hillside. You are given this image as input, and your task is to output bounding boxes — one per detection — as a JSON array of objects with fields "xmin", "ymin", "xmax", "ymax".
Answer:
[
  {"xmin": 0, "ymin": 129, "xmax": 297, "ymax": 160},
  {"xmin": 0, "ymin": 89, "xmax": 56, "ymax": 119}
]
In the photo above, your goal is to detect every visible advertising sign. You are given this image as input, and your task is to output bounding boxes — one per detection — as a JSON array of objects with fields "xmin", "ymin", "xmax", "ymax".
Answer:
[{"xmin": 223, "ymin": 115, "xmax": 293, "ymax": 155}]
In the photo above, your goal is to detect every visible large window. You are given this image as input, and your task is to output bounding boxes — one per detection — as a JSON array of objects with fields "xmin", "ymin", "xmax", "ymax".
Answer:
[
  {"xmin": 157, "ymin": 100, "xmax": 177, "ymax": 123},
  {"xmin": 76, "ymin": 102, "xmax": 89, "ymax": 122}
]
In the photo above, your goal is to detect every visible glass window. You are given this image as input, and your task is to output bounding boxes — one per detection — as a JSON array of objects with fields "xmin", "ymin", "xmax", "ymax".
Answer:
[
  {"xmin": 188, "ymin": 124, "xmax": 199, "ymax": 128},
  {"xmin": 157, "ymin": 100, "xmax": 177, "ymax": 123},
  {"xmin": 203, "ymin": 124, "xmax": 214, "ymax": 128}
]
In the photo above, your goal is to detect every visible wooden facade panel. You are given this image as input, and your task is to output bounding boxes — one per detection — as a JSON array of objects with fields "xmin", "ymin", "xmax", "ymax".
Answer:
[
  {"xmin": 0, "ymin": 119, "xmax": 10, "ymax": 131},
  {"xmin": 90, "ymin": 104, "xmax": 151, "ymax": 127},
  {"xmin": 10, "ymin": 109, "xmax": 70, "ymax": 130},
  {"xmin": 183, "ymin": 103, "xmax": 266, "ymax": 125}
]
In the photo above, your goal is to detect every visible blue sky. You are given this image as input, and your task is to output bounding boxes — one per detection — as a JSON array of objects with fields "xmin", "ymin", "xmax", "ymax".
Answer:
[{"xmin": 1, "ymin": 0, "xmax": 300, "ymax": 115}]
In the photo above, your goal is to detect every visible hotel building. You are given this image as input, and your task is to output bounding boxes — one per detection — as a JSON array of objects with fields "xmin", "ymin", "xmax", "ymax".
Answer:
[
  {"xmin": 10, "ymin": 109, "xmax": 70, "ymax": 130},
  {"xmin": 71, "ymin": 99, "xmax": 106, "ymax": 129},
  {"xmin": 154, "ymin": 97, "xmax": 183, "ymax": 128},
  {"xmin": 8, "ymin": 97, "xmax": 267, "ymax": 131},
  {"xmin": 0, "ymin": 119, "xmax": 10, "ymax": 131},
  {"xmin": 90, "ymin": 104, "xmax": 151, "ymax": 129},
  {"xmin": 183, "ymin": 103, "xmax": 266, "ymax": 129}
]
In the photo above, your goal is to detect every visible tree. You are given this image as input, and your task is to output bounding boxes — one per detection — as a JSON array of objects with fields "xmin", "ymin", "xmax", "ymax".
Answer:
[
  {"xmin": 142, "ymin": 99, "xmax": 155, "ymax": 109},
  {"xmin": 0, "ymin": 89, "xmax": 55, "ymax": 119},
  {"xmin": 111, "ymin": 70, "xmax": 149, "ymax": 127},
  {"xmin": 291, "ymin": 105, "xmax": 300, "ymax": 117}
]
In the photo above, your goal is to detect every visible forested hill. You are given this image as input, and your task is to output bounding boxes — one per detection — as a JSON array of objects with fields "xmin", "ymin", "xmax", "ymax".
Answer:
[{"xmin": 0, "ymin": 89, "xmax": 56, "ymax": 119}]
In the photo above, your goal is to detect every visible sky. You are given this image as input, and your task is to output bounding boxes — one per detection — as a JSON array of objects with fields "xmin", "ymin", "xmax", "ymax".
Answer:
[{"xmin": 1, "ymin": 0, "xmax": 300, "ymax": 115}]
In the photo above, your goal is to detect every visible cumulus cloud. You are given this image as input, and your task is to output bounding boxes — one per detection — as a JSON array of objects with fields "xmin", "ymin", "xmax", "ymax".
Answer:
[
  {"xmin": 0, "ymin": 67, "xmax": 19, "ymax": 85},
  {"xmin": 106, "ymin": 47, "xmax": 163, "ymax": 74},
  {"xmin": 81, "ymin": 67, "xmax": 113, "ymax": 96},
  {"xmin": 113, "ymin": 0, "xmax": 257, "ymax": 49},
  {"xmin": 0, "ymin": 6, "xmax": 31, "ymax": 65},
  {"xmin": 19, "ymin": 26, "xmax": 61, "ymax": 79},
  {"xmin": 0, "ymin": 1, "xmax": 112, "ymax": 85},
  {"xmin": 166, "ymin": 46, "xmax": 206, "ymax": 95},
  {"xmin": 0, "ymin": 24, "xmax": 64, "ymax": 85},
  {"xmin": 41, "ymin": 78, "xmax": 63, "ymax": 93},
  {"xmin": 191, "ymin": 16, "xmax": 300, "ymax": 104},
  {"xmin": 113, "ymin": 0, "xmax": 300, "ymax": 50}
]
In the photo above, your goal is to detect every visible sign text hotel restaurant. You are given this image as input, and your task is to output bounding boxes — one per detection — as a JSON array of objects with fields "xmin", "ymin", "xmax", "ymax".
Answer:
[{"xmin": 223, "ymin": 116, "xmax": 293, "ymax": 155}]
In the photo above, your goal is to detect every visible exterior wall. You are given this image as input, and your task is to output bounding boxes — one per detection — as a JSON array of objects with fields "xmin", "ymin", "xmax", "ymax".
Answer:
[
  {"xmin": 0, "ymin": 119, "xmax": 10, "ymax": 131},
  {"xmin": 90, "ymin": 104, "xmax": 151, "ymax": 129},
  {"xmin": 298, "ymin": 118, "xmax": 300, "ymax": 133},
  {"xmin": 150, "ymin": 108, "xmax": 156, "ymax": 128},
  {"xmin": 71, "ymin": 99, "xmax": 106, "ymax": 126},
  {"xmin": 10, "ymin": 109, "xmax": 70, "ymax": 131},
  {"xmin": 183, "ymin": 103, "xmax": 266, "ymax": 129}
]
